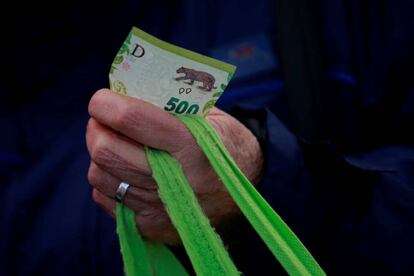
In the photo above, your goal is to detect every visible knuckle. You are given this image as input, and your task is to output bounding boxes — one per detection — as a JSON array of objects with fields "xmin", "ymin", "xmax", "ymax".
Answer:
[
  {"xmin": 136, "ymin": 214, "xmax": 152, "ymax": 237},
  {"xmin": 86, "ymin": 118, "xmax": 94, "ymax": 134},
  {"xmin": 85, "ymin": 119, "xmax": 98, "ymax": 151},
  {"xmin": 114, "ymin": 104, "xmax": 144, "ymax": 133},
  {"xmin": 88, "ymin": 89, "xmax": 108, "ymax": 115},
  {"xmin": 87, "ymin": 163, "xmax": 101, "ymax": 189},
  {"xmin": 137, "ymin": 213, "xmax": 179, "ymax": 244},
  {"xmin": 90, "ymin": 132, "xmax": 114, "ymax": 165},
  {"xmin": 136, "ymin": 213, "xmax": 161, "ymax": 240},
  {"xmin": 92, "ymin": 189, "xmax": 101, "ymax": 204},
  {"xmin": 131, "ymin": 187, "xmax": 160, "ymax": 203},
  {"xmin": 96, "ymin": 88, "xmax": 111, "ymax": 95},
  {"xmin": 87, "ymin": 164, "xmax": 96, "ymax": 186}
]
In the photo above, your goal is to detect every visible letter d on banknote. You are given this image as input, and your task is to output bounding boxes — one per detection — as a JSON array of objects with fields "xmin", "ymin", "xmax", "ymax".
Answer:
[{"xmin": 109, "ymin": 27, "xmax": 236, "ymax": 116}]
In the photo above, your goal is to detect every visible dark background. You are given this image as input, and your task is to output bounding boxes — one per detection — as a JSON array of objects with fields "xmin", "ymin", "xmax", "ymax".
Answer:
[{"xmin": 1, "ymin": 0, "xmax": 413, "ymax": 275}]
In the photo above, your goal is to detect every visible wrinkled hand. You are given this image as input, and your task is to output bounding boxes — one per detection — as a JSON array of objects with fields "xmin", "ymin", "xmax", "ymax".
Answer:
[{"xmin": 86, "ymin": 89, "xmax": 263, "ymax": 244}]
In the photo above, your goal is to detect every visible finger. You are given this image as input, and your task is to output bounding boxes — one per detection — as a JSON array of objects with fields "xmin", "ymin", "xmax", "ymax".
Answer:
[
  {"xmin": 86, "ymin": 117, "xmax": 157, "ymax": 189},
  {"xmin": 92, "ymin": 188, "xmax": 116, "ymax": 218},
  {"xmin": 136, "ymin": 212, "xmax": 180, "ymax": 244},
  {"xmin": 88, "ymin": 89, "xmax": 194, "ymax": 153},
  {"xmin": 88, "ymin": 162, "xmax": 163, "ymax": 211},
  {"xmin": 92, "ymin": 187, "xmax": 179, "ymax": 244}
]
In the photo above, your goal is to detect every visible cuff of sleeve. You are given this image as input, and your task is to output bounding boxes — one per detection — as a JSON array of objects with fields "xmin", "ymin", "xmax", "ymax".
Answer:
[{"xmin": 230, "ymin": 106, "xmax": 305, "ymax": 216}]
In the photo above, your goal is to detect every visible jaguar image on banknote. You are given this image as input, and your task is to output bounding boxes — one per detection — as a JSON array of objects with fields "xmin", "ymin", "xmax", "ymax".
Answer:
[
  {"xmin": 109, "ymin": 27, "xmax": 236, "ymax": 116},
  {"xmin": 175, "ymin": 66, "xmax": 217, "ymax": 91}
]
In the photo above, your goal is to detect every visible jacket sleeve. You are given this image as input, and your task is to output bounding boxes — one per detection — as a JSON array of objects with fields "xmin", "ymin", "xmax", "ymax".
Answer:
[{"xmin": 229, "ymin": 107, "xmax": 414, "ymax": 275}]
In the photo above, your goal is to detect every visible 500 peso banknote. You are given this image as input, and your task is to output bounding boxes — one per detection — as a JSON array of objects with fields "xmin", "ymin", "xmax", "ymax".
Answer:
[{"xmin": 109, "ymin": 27, "xmax": 236, "ymax": 116}]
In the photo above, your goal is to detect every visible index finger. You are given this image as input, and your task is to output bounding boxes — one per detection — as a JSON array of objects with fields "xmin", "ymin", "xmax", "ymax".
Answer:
[{"xmin": 88, "ymin": 89, "xmax": 194, "ymax": 153}]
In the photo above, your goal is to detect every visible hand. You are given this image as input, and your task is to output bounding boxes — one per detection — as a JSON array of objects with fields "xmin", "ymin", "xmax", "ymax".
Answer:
[{"xmin": 86, "ymin": 89, "xmax": 263, "ymax": 245}]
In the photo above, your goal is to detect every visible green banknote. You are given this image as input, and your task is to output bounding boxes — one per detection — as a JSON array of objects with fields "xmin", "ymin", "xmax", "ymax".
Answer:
[{"xmin": 109, "ymin": 27, "xmax": 236, "ymax": 116}]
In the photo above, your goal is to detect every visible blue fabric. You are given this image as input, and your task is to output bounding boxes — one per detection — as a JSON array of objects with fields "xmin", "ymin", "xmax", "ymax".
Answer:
[
  {"xmin": 256, "ymin": 112, "xmax": 414, "ymax": 275},
  {"xmin": 0, "ymin": 120, "xmax": 123, "ymax": 275},
  {"xmin": 1, "ymin": 0, "xmax": 414, "ymax": 275}
]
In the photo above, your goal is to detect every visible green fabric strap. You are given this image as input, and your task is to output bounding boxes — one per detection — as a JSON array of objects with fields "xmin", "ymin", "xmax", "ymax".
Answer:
[
  {"xmin": 116, "ymin": 203, "xmax": 152, "ymax": 276},
  {"xmin": 116, "ymin": 203, "xmax": 189, "ymax": 276},
  {"xmin": 178, "ymin": 115, "xmax": 326, "ymax": 276},
  {"xmin": 116, "ymin": 114, "xmax": 325, "ymax": 276},
  {"xmin": 145, "ymin": 147, "xmax": 240, "ymax": 276},
  {"xmin": 145, "ymin": 242, "xmax": 189, "ymax": 276}
]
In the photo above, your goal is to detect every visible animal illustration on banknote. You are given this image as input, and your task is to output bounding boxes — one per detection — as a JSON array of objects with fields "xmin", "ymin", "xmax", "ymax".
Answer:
[{"xmin": 175, "ymin": 66, "xmax": 217, "ymax": 91}]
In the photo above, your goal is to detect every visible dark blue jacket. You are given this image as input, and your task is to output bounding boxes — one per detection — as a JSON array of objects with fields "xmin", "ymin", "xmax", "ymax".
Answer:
[{"xmin": 1, "ymin": 0, "xmax": 413, "ymax": 275}]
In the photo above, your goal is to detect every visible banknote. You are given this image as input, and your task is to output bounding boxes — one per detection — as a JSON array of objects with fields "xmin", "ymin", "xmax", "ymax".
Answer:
[{"xmin": 109, "ymin": 27, "xmax": 236, "ymax": 116}]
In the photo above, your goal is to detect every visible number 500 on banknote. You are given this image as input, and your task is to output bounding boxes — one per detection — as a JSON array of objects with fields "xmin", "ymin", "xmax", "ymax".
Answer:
[{"xmin": 109, "ymin": 27, "xmax": 236, "ymax": 116}]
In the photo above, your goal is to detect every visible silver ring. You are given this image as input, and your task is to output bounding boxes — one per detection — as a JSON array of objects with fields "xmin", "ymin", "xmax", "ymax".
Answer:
[{"xmin": 115, "ymin": 182, "xmax": 130, "ymax": 203}]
